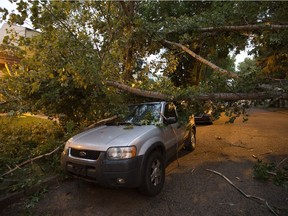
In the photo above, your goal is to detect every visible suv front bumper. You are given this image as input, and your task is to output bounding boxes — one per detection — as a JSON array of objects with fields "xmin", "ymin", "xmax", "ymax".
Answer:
[{"xmin": 61, "ymin": 151, "xmax": 144, "ymax": 188}]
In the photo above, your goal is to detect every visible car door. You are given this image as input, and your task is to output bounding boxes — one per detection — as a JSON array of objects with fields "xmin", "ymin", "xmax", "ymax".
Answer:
[{"xmin": 162, "ymin": 103, "xmax": 183, "ymax": 158}]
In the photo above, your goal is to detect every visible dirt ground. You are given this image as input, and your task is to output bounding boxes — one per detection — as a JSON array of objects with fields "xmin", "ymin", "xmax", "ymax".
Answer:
[{"xmin": 1, "ymin": 107, "xmax": 288, "ymax": 216}]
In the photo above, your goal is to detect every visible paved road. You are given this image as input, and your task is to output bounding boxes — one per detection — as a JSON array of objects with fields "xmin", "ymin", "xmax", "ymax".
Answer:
[{"xmin": 2, "ymin": 108, "xmax": 288, "ymax": 216}]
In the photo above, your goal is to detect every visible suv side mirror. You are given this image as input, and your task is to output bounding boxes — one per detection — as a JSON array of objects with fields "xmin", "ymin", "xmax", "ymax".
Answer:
[{"xmin": 164, "ymin": 117, "xmax": 177, "ymax": 125}]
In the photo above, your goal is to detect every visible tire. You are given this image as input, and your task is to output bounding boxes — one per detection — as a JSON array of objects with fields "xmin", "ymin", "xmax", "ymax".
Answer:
[
  {"xmin": 139, "ymin": 151, "xmax": 165, "ymax": 196},
  {"xmin": 184, "ymin": 128, "xmax": 196, "ymax": 151}
]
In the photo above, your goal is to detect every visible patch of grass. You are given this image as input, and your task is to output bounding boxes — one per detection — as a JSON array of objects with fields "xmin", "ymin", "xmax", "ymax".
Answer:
[{"xmin": 0, "ymin": 115, "xmax": 64, "ymax": 195}]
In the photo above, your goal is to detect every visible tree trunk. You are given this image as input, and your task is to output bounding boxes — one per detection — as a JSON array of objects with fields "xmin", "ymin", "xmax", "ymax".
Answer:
[
  {"xmin": 106, "ymin": 81, "xmax": 172, "ymax": 100},
  {"xmin": 106, "ymin": 81, "xmax": 288, "ymax": 101}
]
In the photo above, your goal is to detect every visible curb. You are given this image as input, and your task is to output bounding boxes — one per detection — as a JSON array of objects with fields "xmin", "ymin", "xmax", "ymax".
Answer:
[{"xmin": 0, "ymin": 175, "xmax": 59, "ymax": 211}]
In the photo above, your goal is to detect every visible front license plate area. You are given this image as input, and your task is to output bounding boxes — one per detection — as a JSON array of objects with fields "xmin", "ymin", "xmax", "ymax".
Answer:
[{"xmin": 71, "ymin": 164, "xmax": 86, "ymax": 176}]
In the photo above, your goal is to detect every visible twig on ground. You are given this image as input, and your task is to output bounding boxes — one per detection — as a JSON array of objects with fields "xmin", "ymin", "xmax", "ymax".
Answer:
[
  {"xmin": 219, "ymin": 202, "xmax": 236, "ymax": 206},
  {"xmin": 191, "ymin": 168, "xmax": 195, "ymax": 174},
  {"xmin": 259, "ymin": 150, "xmax": 273, "ymax": 156},
  {"xmin": 206, "ymin": 169, "xmax": 279, "ymax": 216},
  {"xmin": 2, "ymin": 144, "xmax": 63, "ymax": 177},
  {"xmin": 230, "ymin": 143, "xmax": 253, "ymax": 150},
  {"xmin": 267, "ymin": 171, "xmax": 277, "ymax": 176},
  {"xmin": 276, "ymin": 156, "xmax": 288, "ymax": 168}
]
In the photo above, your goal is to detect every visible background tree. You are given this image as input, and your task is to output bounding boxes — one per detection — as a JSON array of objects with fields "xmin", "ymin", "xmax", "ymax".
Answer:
[{"xmin": 0, "ymin": 0, "xmax": 287, "ymax": 128}]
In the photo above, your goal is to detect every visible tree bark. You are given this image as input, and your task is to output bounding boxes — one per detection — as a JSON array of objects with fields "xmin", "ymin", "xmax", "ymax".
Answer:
[
  {"xmin": 196, "ymin": 92, "xmax": 288, "ymax": 101},
  {"xmin": 107, "ymin": 81, "xmax": 288, "ymax": 101},
  {"xmin": 164, "ymin": 40, "xmax": 239, "ymax": 79},
  {"xmin": 106, "ymin": 81, "xmax": 172, "ymax": 100},
  {"xmin": 199, "ymin": 24, "xmax": 288, "ymax": 32}
]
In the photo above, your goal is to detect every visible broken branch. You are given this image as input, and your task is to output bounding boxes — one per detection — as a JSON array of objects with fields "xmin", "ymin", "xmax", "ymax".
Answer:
[
  {"xmin": 164, "ymin": 40, "xmax": 238, "ymax": 79},
  {"xmin": 206, "ymin": 169, "xmax": 278, "ymax": 216},
  {"xmin": 2, "ymin": 144, "xmax": 63, "ymax": 177},
  {"xmin": 84, "ymin": 115, "xmax": 118, "ymax": 130}
]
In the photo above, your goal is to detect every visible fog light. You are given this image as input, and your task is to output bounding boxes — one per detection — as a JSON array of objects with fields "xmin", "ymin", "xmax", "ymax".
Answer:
[{"xmin": 117, "ymin": 178, "xmax": 126, "ymax": 184}]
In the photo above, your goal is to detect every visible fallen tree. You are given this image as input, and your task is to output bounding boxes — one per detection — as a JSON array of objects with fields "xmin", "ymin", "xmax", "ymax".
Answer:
[{"xmin": 107, "ymin": 81, "xmax": 288, "ymax": 101}]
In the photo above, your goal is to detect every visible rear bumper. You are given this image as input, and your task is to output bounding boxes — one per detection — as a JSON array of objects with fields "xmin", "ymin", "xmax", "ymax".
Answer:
[{"xmin": 61, "ymin": 151, "xmax": 144, "ymax": 188}]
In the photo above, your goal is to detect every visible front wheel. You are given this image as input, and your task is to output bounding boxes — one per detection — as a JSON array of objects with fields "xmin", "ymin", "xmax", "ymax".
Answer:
[
  {"xmin": 184, "ymin": 128, "xmax": 196, "ymax": 151},
  {"xmin": 139, "ymin": 151, "xmax": 165, "ymax": 196}
]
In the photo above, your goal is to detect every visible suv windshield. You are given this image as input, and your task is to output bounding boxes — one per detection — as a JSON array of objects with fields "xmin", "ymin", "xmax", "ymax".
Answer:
[{"xmin": 124, "ymin": 103, "xmax": 162, "ymax": 125}]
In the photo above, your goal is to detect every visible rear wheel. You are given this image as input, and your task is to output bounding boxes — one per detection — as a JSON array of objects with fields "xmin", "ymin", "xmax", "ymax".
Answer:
[
  {"xmin": 184, "ymin": 128, "xmax": 196, "ymax": 151},
  {"xmin": 139, "ymin": 151, "xmax": 165, "ymax": 196}
]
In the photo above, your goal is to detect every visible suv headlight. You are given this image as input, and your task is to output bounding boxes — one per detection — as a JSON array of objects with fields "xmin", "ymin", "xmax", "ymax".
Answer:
[{"xmin": 107, "ymin": 146, "xmax": 137, "ymax": 160}]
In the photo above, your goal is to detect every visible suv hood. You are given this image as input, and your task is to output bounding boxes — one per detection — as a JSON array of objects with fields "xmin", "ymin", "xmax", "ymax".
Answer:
[{"xmin": 67, "ymin": 125, "xmax": 156, "ymax": 151}]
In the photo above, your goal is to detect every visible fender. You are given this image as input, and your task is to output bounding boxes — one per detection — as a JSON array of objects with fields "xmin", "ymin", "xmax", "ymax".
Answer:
[
  {"xmin": 137, "ymin": 135, "xmax": 165, "ymax": 156},
  {"xmin": 137, "ymin": 141, "xmax": 166, "ymax": 184}
]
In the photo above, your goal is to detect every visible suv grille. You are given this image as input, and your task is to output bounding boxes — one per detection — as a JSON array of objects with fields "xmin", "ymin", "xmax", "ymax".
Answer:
[{"xmin": 70, "ymin": 148, "xmax": 101, "ymax": 160}]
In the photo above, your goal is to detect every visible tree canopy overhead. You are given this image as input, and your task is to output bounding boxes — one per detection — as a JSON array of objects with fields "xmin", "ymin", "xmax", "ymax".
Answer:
[{"xmin": 0, "ymin": 0, "xmax": 287, "ymax": 126}]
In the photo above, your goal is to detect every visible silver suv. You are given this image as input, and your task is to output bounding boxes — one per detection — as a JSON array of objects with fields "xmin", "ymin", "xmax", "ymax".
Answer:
[{"xmin": 61, "ymin": 101, "xmax": 196, "ymax": 196}]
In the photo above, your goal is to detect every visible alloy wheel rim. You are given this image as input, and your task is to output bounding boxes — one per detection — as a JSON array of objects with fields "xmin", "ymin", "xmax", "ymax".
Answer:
[{"xmin": 150, "ymin": 159, "xmax": 162, "ymax": 186}]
